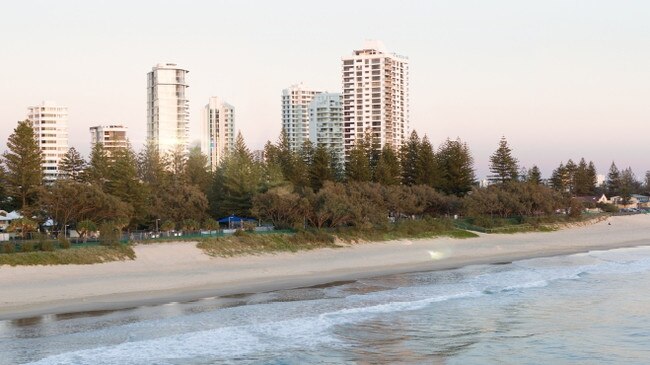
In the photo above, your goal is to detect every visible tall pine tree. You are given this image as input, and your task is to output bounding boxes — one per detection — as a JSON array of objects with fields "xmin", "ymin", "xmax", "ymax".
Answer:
[
  {"xmin": 550, "ymin": 163, "xmax": 568, "ymax": 192},
  {"xmin": 308, "ymin": 144, "xmax": 333, "ymax": 191},
  {"xmin": 573, "ymin": 158, "xmax": 596, "ymax": 196},
  {"xmin": 564, "ymin": 159, "xmax": 577, "ymax": 194},
  {"xmin": 184, "ymin": 146, "xmax": 212, "ymax": 194},
  {"xmin": 59, "ymin": 147, "xmax": 86, "ymax": 181},
  {"xmin": 400, "ymin": 130, "xmax": 420, "ymax": 186},
  {"xmin": 137, "ymin": 139, "xmax": 168, "ymax": 186},
  {"xmin": 620, "ymin": 167, "xmax": 638, "ymax": 204},
  {"xmin": 488, "ymin": 136, "xmax": 518, "ymax": 184},
  {"xmin": 605, "ymin": 162, "xmax": 621, "ymax": 197},
  {"xmin": 0, "ymin": 163, "xmax": 14, "ymax": 211},
  {"xmin": 210, "ymin": 132, "xmax": 264, "ymax": 217},
  {"xmin": 435, "ymin": 138, "xmax": 475, "ymax": 196},
  {"xmin": 85, "ymin": 142, "xmax": 110, "ymax": 188},
  {"xmin": 415, "ymin": 135, "xmax": 438, "ymax": 187},
  {"xmin": 526, "ymin": 165, "xmax": 542, "ymax": 185},
  {"xmin": 345, "ymin": 138, "xmax": 372, "ymax": 182},
  {"xmin": 2, "ymin": 120, "xmax": 43, "ymax": 213},
  {"xmin": 105, "ymin": 144, "xmax": 148, "ymax": 227},
  {"xmin": 374, "ymin": 145, "xmax": 401, "ymax": 186}
]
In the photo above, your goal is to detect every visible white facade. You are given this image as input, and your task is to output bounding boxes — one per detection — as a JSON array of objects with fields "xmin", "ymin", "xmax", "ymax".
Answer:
[
  {"xmin": 251, "ymin": 149, "xmax": 265, "ymax": 163},
  {"xmin": 90, "ymin": 125, "xmax": 128, "ymax": 155},
  {"xmin": 27, "ymin": 101, "xmax": 69, "ymax": 182},
  {"xmin": 309, "ymin": 93, "xmax": 344, "ymax": 166},
  {"xmin": 281, "ymin": 83, "xmax": 322, "ymax": 151},
  {"xmin": 0, "ymin": 210, "xmax": 22, "ymax": 234},
  {"xmin": 147, "ymin": 63, "xmax": 190, "ymax": 156},
  {"xmin": 342, "ymin": 40, "xmax": 409, "ymax": 155},
  {"xmin": 202, "ymin": 97, "xmax": 235, "ymax": 171}
]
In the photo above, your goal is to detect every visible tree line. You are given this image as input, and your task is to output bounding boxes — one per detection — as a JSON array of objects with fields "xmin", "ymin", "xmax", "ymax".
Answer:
[{"xmin": 1, "ymin": 120, "xmax": 649, "ymax": 237}]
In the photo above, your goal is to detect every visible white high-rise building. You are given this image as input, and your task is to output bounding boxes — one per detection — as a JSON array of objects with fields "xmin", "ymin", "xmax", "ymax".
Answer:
[
  {"xmin": 89, "ymin": 125, "xmax": 128, "ymax": 156},
  {"xmin": 27, "ymin": 101, "xmax": 69, "ymax": 182},
  {"xmin": 147, "ymin": 63, "xmax": 190, "ymax": 156},
  {"xmin": 251, "ymin": 149, "xmax": 265, "ymax": 163},
  {"xmin": 309, "ymin": 93, "xmax": 344, "ymax": 166},
  {"xmin": 281, "ymin": 83, "xmax": 322, "ymax": 151},
  {"xmin": 202, "ymin": 97, "xmax": 235, "ymax": 171},
  {"xmin": 342, "ymin": 40, "xmax": 409, "ymax": 154}
]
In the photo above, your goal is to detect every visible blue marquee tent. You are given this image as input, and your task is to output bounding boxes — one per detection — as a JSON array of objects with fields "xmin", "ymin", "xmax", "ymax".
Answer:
[{"xmin": 218, "ymin": 215, "xmax": 257, "ymax": 228}]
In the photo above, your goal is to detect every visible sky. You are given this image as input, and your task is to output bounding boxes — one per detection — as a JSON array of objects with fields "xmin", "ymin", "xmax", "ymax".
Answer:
[{"xmin": 1, "ymin": 0, "xmax": 649, "ymax": 179}]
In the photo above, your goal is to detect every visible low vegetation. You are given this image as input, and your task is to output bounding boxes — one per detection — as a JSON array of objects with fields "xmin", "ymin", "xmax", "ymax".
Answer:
[
  {"xmin": 0, "ymin": 244, "xmax": 135, "ymax": 266},
  {"xmin": 197, "ymin": 231, "xmax": 336, "ymax": 257},
  {"xmin": 457, "ymin": 213, "xmax": 607, "ymax": 234},
  {"xmin": 197, "ymin": 218, "xmax": 476, "ymax": 257}
]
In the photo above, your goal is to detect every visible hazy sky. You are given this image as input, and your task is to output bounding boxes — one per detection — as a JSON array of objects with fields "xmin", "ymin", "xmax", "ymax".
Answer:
[{"xmin": 1, "ymin": 0, "xmax": 649, "ymax": 179}]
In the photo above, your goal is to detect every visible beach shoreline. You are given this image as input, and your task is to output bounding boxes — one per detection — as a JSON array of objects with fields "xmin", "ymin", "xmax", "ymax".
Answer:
[{"xmin": 1, "ymin": 214, "xmax": 649, "ymax": 320}]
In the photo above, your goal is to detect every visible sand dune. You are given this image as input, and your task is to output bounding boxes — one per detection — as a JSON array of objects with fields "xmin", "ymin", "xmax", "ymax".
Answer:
[{"xmin": 1, "ymin": 215, "xmax": 649, "ymax": 320}]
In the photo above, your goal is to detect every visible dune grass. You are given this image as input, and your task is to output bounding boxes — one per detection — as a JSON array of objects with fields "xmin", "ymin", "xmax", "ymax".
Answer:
[
  {"xmin": 457, "ymin": 213, "xmax": 608, "ymax": 234},
  {"xmin": 197, "ymin": 230, "xmax": 337, "ymax": 257},
  {"xmin": 335, "ymin": 218, "xmax": 478, "ymax": 242},
  {"xmin": 0, "ymin": 245, "xmax": 135, "ymax": 266},
  {"xmin": 197, "ymin": 219, "xmax": 476, "ymax": 258}
]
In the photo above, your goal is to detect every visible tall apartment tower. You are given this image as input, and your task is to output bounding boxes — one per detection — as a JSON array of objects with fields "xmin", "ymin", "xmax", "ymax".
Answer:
[
  {"xmin": 309, "ymin": 93, "xmax": 344, "ymax": 166},
  {"xmin": 342, "ymin": 41, "xmax": 409, "ymax": 154},
  {"xmin": 27, "ymin": 101, "xmax": 69, "ymax": 182},
  {"xmin": 147, "ymin": 63, "xmax": 190, "ymax": 156},
  {"xmin": 281, "ymin": 83, "xmax": 322, "ymax": 151},
  {"xmin": 202, "ymin": 97, "xmax": 235, "ymax": 171},
  {"xmin": 89, "ymin": 125, "xmax": 128, "ymax": 156}
]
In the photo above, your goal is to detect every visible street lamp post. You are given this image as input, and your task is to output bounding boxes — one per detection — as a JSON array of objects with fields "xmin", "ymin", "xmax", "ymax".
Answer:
[{"xmin": 155, "ymin": 219, "xmax": 160, "ymax": 235}]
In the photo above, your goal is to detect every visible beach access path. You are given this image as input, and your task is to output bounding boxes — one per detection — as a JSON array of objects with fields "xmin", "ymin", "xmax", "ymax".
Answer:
[{"xmin": 1, "ymin": 215, "xmax": 649, "ymax": 320}]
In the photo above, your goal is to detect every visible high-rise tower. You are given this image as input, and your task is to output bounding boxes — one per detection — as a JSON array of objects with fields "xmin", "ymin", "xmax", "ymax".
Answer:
[
  {"xmin": 147, "ymin": 63, "xmax": 190, "ymax": 156},
  {"xmin": 89, "ymin": 125, "xmax": 128, "ymax": 156},
  {"xmin": 27, "ymin": 101, "xmax": 69, "ymax": 182},
  {"xmin": 342, "ymin": 41, "xmax": 409, "ymax": 154},
  {"xmin": 202, "ymin": 97, "xmax": 235, "ymax": 171},
  {"xmin": 281, "ymin": 83, "xmax": 322, "ymax": 151},
  {"xmin": 309, "ymin": 93, "xmax": 344, "ymax": 166}
]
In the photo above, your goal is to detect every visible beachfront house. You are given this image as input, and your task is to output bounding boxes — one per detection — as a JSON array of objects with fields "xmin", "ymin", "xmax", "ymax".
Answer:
[
  {"xmin": 574, "ymin": 196, "xmax": 601, "ymax": 213},
  {"xmin": 597, "ymin": 194, "xmax": 609, "ymax": 204},
  {"xmin": 632, "ymin": 194, "xmax": 650, "ymax": 208},
  {"xmin": 609, "ymin": 195, "xmax": 650, "ymax": 209},
  {"xmin": 0, "ymin": 210, "xmax": 22, "ymax": 232}
]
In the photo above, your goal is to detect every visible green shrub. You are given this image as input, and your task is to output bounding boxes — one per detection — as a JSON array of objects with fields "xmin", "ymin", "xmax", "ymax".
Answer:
[
  {"xmin": 202, "ymin": 218, "xmax": 219, "ymax": 231},
  {"xmin": 597, "ymin": 202, "xmax": 619, "ymax": 213},
  {"xmin": 76, "ymin": 220, "xmax": 97, "ymax": 242},
  {"xmin": 41, "ymin": 241, "xmax": 55, "ymax": 252},
  {"xmin": 99, "ymin": 222, "xmax": 121, "ymax": 246},
  {"xmin": 21, "ymin": 242, "xmax": 35, "ymax": 252},
  {"xmin": 181, "ymin": 219, "xmax": 200, "ymax": 232},
  {"xmin": 161, "ymin": 220, "xmax": 176, "ymax": 232},
  {"xmin": 59, "ymin": 237, "xmax": 71, "ymax": 249},
  {"xmin": 1, "ymin": 242, "xmax": 16, "ymax": 254},
  {"xmin": 568, "ymin": 198, "xmax": 583, "ymax": 219},
  {"xmin": 35, "ymin": 233, "xmax": 48, "ymax": 249}
]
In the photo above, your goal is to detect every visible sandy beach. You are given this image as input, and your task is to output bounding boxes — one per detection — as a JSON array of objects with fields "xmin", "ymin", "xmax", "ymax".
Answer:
[{"xmin": 1, "ymin": 214, "xmax": 649, "ymax": 320}]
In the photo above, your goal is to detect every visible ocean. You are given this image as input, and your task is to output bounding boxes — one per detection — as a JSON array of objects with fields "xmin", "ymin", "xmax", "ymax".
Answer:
[{"xmin": 3, "ymin": 245, "xmax": 650, "ymax": 364}]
